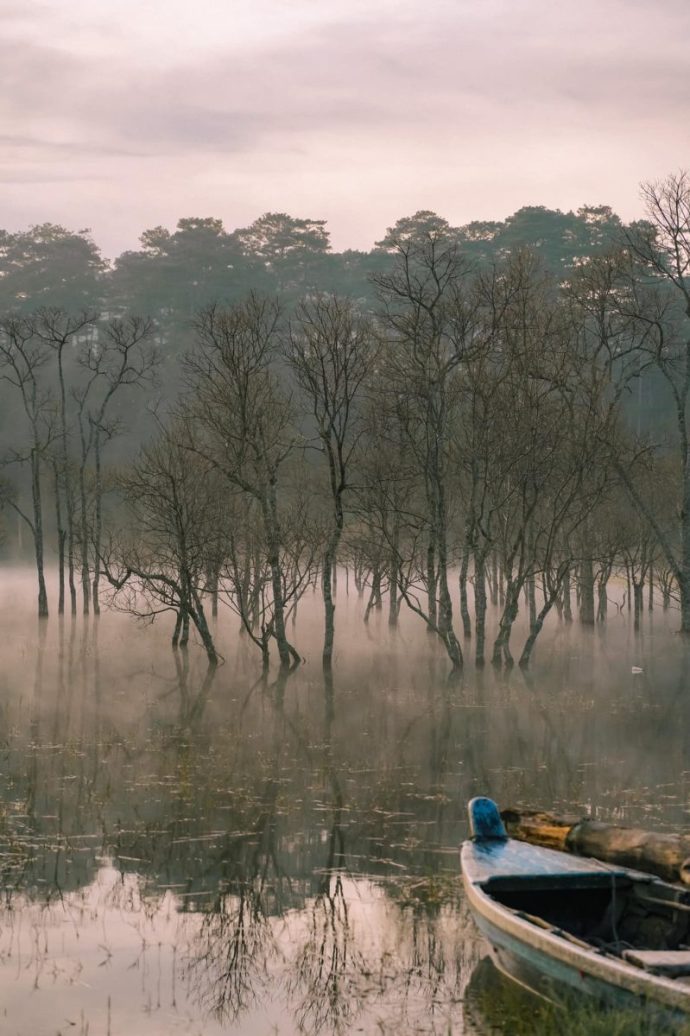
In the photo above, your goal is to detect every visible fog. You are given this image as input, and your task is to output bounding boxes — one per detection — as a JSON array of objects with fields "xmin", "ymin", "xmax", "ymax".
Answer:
[{"xmin": 0, "ymin": 568, "xmax": 686, "ymax": 1034}]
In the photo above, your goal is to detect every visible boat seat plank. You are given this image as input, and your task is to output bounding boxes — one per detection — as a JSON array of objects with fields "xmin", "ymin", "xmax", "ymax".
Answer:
[
  {"xmin": 623, "ymin": 950, "xmax": 690, "ymax": 977},
  {"xmin": 634, "ymin": 885, "xmax": 690, "ymax": 913}
]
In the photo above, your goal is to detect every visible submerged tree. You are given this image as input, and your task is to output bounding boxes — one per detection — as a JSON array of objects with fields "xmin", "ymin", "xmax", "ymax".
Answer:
[
  {"xmin": 72, "ymin": 314, "xmax": 157, "ymax": 615},
  {"xmin": 374, "ymin": 231, "xmax": 479, "ymax": 672},
  {"xmin": 103, "ymin": 428, "xmax": 223, "ymax": 665},
  {"xmin": 287, "ymin": 294, "xmax": 376, "ymax": 670},
  {"xmin": 221, "ymin": 487, "xmax": 321, "ymax": 670},
  {"xmin": 0, "ymin": 314, "xmax": 54, "ymax": 616},
  {"xmin": 35, "ymin": 308, "xmax": 98, "ymax": 615},
  {"xmin": 183, "ymin": 295, "xmax": 301, "ymax": 669},
  {"xmin": 615, "ymin": 172, "xmax": 690, "ymax": 633}
]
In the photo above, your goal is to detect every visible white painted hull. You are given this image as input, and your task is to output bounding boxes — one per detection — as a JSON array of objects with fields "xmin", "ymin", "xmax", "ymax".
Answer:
[{"xmin": 461, "ymin": 839, "xmax": 690, "ymax": 1021}]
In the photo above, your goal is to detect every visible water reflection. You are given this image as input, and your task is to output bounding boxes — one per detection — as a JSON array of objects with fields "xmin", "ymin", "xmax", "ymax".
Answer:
[{"xmin": 0, "ymin": 578, "xmax": 687, "ymax": 1032}]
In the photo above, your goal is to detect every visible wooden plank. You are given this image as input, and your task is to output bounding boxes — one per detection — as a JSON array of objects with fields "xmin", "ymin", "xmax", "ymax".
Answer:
[{"xmin": 623, "ymin": 950, "xmax": 690, "ymax": 977}]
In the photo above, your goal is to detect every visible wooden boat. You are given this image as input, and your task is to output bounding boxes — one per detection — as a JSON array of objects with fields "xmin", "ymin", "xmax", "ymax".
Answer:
[{"xmin": 461, "ymin": 797, "xmax": 690, "ymax": 1023}]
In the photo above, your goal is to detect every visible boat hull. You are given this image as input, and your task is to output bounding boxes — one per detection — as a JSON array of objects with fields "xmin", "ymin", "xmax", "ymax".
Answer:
[
  {"xmin": 461, "ymin": 838, "xmax": 690, "ymax": 1024},
  {"xmin": 473, "ymin": 901, "xmax": 665, "ymax": 1014}
]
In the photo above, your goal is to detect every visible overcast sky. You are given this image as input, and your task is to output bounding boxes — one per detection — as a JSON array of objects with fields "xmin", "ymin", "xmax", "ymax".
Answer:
[{"xmin": 2, "ymin": 0, "xmax": 689, "ymax": 258}]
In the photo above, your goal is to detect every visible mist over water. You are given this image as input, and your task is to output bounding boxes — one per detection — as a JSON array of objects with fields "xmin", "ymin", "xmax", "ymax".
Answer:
[{"xmin": 0, "ymin": 568, "xmax": 687, "ymax": 1034}]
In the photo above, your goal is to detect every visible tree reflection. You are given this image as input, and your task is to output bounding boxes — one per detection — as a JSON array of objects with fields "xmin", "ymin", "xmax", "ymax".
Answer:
[
  {"xmin": 183, "ymin": 669, "xmax": 293, "ymax": 1022},
  {"xmin": 185, "ymin": 883, "xmax": 274, "ymax": 1021},
  {"xmin": 289, "ymin": 675, "xmax": 366, "ymax": 1034},
  {"xmin": 172, "ymin": 649, "xmax": 216, "ymax": 731},
  {"xmin": 292, "ymin": 866, "xmax": 362, "ymax": 1034}
]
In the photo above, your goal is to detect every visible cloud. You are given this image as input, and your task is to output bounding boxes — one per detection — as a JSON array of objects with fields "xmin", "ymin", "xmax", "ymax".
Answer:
[
  {"xmin": 0, "ymin": 171, "xmax": 107, "ymax": 184},
  {"xmin": 2, "ymin": 2, "xmax": 689, "ymax": 159},
  {"xmin": 0, "ymin": 133, "xmax": 145, "ymax": 159},
  {"xmin": 0, "ymin": 2, "xmax": 51, "ymax": 24},
  {"xmin": 0, "ymin": 0, "xmax": 689, "ymax": 254}
]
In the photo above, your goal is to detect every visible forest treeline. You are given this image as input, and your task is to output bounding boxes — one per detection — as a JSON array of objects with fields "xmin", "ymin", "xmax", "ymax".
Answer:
[
  {"xmin": 1, "ymin": 174, "xmax": 689, "ymax": 674},
  {"xmin": 0, "ymin": 202, "xmax": 630, "ymax": 317}
]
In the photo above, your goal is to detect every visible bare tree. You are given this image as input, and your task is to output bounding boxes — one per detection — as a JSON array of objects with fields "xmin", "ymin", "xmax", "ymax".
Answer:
[
  {"xmin": 221, "ymin": 489, "xmax": 321, "ymax": 670},
  {"xmin": 183, "ymin": 295, "xmax": 300, "ymax": 669},
  {"xmin": 615, "ymin": 171, "xmax": 690, "ymax": 632},
  {"xmin": 34, "ymin": 308, "xmax": 98, "ymax": 615},
  {"xmin": 350, "ymin": 381, "xmax": 416, "ymax": 629},
  {"xmin": 73, "ymin": 315, "xmax": 157, "ymax": 615},
  {"xmin": 287, "ymin": 294, "xmax": 375, "ymax": 670},
  {"xmin": 103, "ymin": 428, "xmax": 222, "ymax": 665},
  {"xmin": 0, "ymin": 315, "xmax": 55, "ymax": 616},
  {"xmin": 374, "ymin": 233, "xmax": 478, "ymax": 672}
]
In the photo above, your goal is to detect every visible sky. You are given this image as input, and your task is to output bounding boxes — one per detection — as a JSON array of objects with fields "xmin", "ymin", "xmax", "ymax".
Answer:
[{"xmin": 2, "ymin": 0, "xmax": 689, "ymax": 260}]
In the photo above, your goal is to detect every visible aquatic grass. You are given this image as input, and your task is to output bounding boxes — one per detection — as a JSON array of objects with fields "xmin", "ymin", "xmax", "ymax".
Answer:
[
  {"xmin": 468, "ymin": 963, "xmax": 690, "ymax": 1035},
  {"xmin": 532, "ymin": 1002, "xmax": 690, "ymax": 1036},
  {"xmin": 386, "ymin": 873, "xmax": 462, "ymax": 913}
]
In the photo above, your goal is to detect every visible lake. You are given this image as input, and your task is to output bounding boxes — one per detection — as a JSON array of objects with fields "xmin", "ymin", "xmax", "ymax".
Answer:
[{"xmin": 0, "ymin": 569, "xmax": 687, "ymax": 1034}]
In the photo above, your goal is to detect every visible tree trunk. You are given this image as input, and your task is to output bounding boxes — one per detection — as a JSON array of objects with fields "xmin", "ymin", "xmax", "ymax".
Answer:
[
  {"xmin": 354, "ymin": 558, "xmax": 364, "ymax": 596},
  {"xmin": 322, "ymin": 548, "xmax": 336, "ymax": 671},
  {"xmin": 563, "ymin": 566, "xmax": 572, "ymax": 623},
  {"xmin": 57, "ymin": 530, "xmax": 66, "ymax": 615},
  {"xmin": 265, "ymin": 482, "xmax": 293, "ymax": 670},
  {"xmin": 53, "ymin": 462, "xmax": 65, "ymax": 616},
  {"xmin": 209, "ymin": 564, "xmax": 219, "ymax": 619},
  {"xmin": 492, "ymin": 581, "xmax": 520, "ymax": 668},
  {"xmin": 251, "ymin": 550, "xmax": 262, "ymax": 631},
  {"xmin": 91, "ymin": 430, "xmax": 102, "ymax": 616},
  {"xmin": 633, "ymin": 579, "xmax": 644, "ymax": 632},
  {"xmin": 597, "ymin": 577, "xmax": 608, "ymax": 623},
  {"xmin": 579, "ymin": 556, "xmax": 595, "ymax": 625},
  {"xmin": 489, "ymin": 553, "xmax": 499, "ymax": 607},
  {"xmin": 555, "ymin": 592, "xmax": 563, "ymax": 622},
  {"xmin": 434, "ymin": 479, "xmax": 462, "ymax": 671},
  {"xmin": 426, "ymin": 538, "xmax": 437, "ymax": 628},
  {"xmin": 187, "ymin": 587, "xmax": 217, "ymax": 666},
  {"xmin": 180, "ymin": 609, "xmax": 190, "ymax": 647},
  {"xmin": 195, "ymin": 607, "xmax": 216, "ymax": 664},
  {"xmin": 526, "ymin": 571, "xmax": 537, "ymax": 629},
  {"xmin": 388, "ymin": 522, "xmax": 400, "ymax": 628},
  {"xmin": 31, "ymin": 449, "xmax": 48, "ymax": 618},
  {"xmin": 474, "ymin": 550, "xmax": 487, "ymax": 667},
  {"xmin": 260, "ymin": 634, "xmax": 270, "ymax": 672},
  {"xmin": 78, "ymin": 462, "xmax": 90, "ymax": 616},
  {"xmin": 57, "ymin": 345, "xmax": 77, "ymax": 617},
  {"xmin": 322, "ymin": 475, "xmax": 344, "ymax": 669},
  {"xmin": 364, "ymin": 561, "xmax": 382, "ymax": 623},
  {"xmin": 626, "ymin": 563, "xmax": 632, "ymax": 613},
  {"xmin": 681, "ymin": 438, "xmax": 690, "ymax": 632},
  {"xmin": 68, "ymin": 524, "xmax": 77, "ymax": 616},
  {"xmin": 519, "ymin": 586, "xmax": 560, "ymax": 668},
  {"xmin": 459, "ymin": 544, "xmax": 472, "ymax": 640}
]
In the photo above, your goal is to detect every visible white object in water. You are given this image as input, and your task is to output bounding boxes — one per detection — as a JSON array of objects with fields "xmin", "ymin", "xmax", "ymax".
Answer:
[{"xmin": 632, "ymin": 666, "xmax": 644, "ymax": 674}]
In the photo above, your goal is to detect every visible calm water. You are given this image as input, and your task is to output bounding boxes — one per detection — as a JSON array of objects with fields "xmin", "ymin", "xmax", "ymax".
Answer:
[{"xmin": 0, "ymin": 570, "xmax": 688, "ymax": 1035}]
